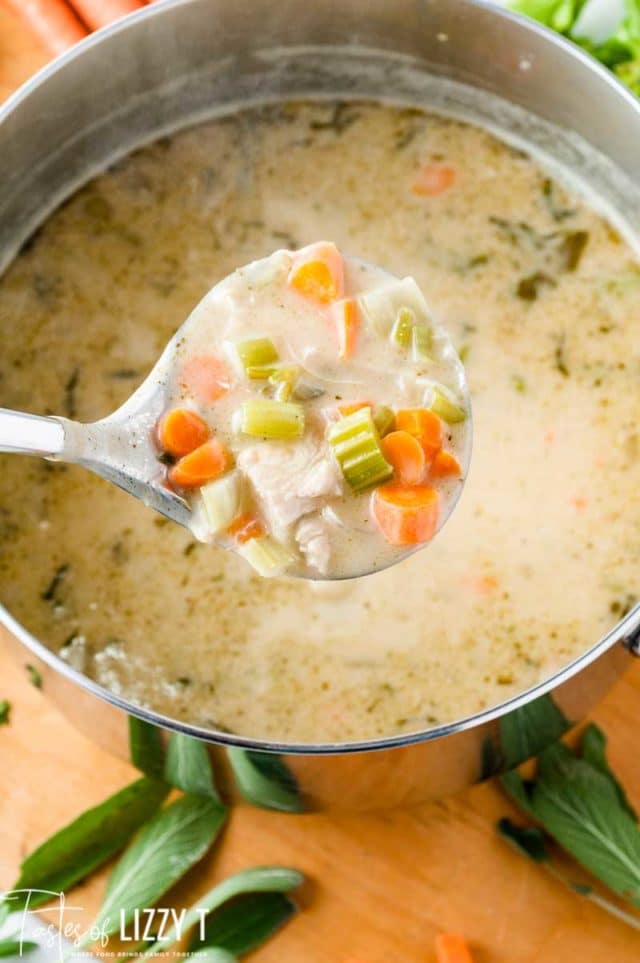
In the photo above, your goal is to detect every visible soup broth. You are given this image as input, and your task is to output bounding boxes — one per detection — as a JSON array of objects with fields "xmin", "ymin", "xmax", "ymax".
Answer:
[{"xmin": 1, "ymin": 100, "xmax": 639, "ymax": 743}]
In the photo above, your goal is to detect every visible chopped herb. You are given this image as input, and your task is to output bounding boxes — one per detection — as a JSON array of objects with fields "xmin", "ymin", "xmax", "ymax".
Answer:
[
  {"xmin": 610, "ymin": 593, "xmax": 638, "ymax": 618},
  {"xmin": 309, "ymin": 101, "xmax": 361, "ymax": 134},
  {"xmin": 183, "ymin": 541, "xmax": 199, "ymax": 557},
  {"xmin": 26, "ymin": 665, "xmax": 43, "ymax": 689},
  {"xmin": 554, "ymin": 334, "xmax": 570, "ymax": 377},
  {"xmin": 0, "ymin": 700, "xmax": 10, "ymax": 725},
  {"xmin": 541, "ymin": 178, "xmax": 577, "ymax": 222},
  {"xmin": 516, "ymin": 272, "xmax": 556, "ymax": 301},
  {"xmin": 559, "ymin": 230, "xmax": 589, "ymax": 272},
  {"xmin": 108, "ymin": 368, "xmax": 141, "ymax": 380},
  {"xmin": 511, "ymin": 374, "xmax": 527, "ymax": 393},
  {"xmin": 63, "ymin": 367, "xmax": 79, "ymax": 418},
  {"xmin": 41, "ymin": 563, "xmax": 69, "ymax": 603},
  {"xmin": 490, "ymin": 215, "xmax": 559, "ymax": 249}
]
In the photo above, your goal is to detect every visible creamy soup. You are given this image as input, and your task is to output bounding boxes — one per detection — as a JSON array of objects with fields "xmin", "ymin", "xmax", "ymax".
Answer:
[
  {"xmin": 1, "ymin": 101, "xmax": 639, "ymax": 743},
  {"xmin": 154, "ymin": 245, "xmax": 470, "ymax": 579}
]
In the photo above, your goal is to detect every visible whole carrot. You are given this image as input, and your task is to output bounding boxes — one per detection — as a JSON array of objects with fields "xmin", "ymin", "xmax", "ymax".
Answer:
[
  {"xmin": 2, "ymin": 0, "xmax": 87, "ymax": 54},
  {"xmin": 68, "ymin": 0, "xmax": 144, "ymax": 30}
]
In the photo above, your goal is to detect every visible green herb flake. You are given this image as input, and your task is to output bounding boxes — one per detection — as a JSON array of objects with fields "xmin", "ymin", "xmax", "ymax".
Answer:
[
  {"xmin": 516, "ymin": 272, "xmax": 555, "ymax": 301},
  {"xmin": 0, "ymin": 700, "xmax": 10, "ymax": 725},
  {"xmin": 512, "ymin": 374, "xmax": 527, "ymax": 393},
  {"xmin": 26, "ymin": 665, "xmax": 42, "ymax": 689}
]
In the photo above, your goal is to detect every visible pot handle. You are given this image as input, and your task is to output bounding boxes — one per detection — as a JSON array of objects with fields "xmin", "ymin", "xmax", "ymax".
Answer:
[{"xmin": 0, "ymin": 407, "xmax": 66, "ymax": 458}]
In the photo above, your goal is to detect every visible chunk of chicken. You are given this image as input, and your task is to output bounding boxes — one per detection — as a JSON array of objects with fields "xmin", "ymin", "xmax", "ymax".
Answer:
[
  {"xmin": 295, "ymin": 514, "xmax": 332, "ymax": 575},
  {"xmin": 237, "ymin": 438, "xmax": 342, "ymax": 538}
]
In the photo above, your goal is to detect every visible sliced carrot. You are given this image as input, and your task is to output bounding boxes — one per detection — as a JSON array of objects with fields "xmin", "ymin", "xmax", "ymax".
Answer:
[
  {"xmin": 395, "ymin": 408, "xmax": 443, "ymax": 462},
  {"xmin": 227, "ymin": 512, "xmax": 264, "ymax": 544},
  {"xmin": 288, "ymin": 241, "xmax": 345, "ymax": 303},
  {"xmin": 68, "ymin": 0, "xmax": 144, "ymax": 30},
  {"xmin": 179, "ymin": 355, "xmax": 231, "ymax": 404},
  {"xmin": 157, "ymin": 408, "xmax": 210, "ymax": 458},
  {"xmin": 381, "ymin": 430, "xmax": 426, "ymax": 485},
  {"xmin": 372, "ymin": 483, "xmax": 439, "ymax": 546},
  {"xmin": 435, "ymin": 933, "xmax": 474, "ymax": 963},
  {"xmin": 430, "ymin": 449, "xmax": 461, "ymax": 478},
  {"xmin": 3, "ymin": 0, "xmax": 88, "ymax": 54},
  {"xmin": 337, "ymin": 401, "xmax": 371, "ymax": 417},
  {"xmin": 332, "ymin": 297, "xmax": 360, "ymax": 360},
  {"xmin": 169, "ymin": 439, "xmax": 231, "ymax": 488},
  {"xmin": 412, "ymin": 164, "xmax": 456, "ymax": 197}
]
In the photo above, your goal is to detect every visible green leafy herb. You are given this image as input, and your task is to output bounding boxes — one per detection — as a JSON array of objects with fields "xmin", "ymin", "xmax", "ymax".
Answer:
[
  {"xmin": 25, "ymin": 665, "xmax": 42, "ymax": 689},
  {"xmin": 560, "ymin": 230, "xmax": 589, "ymax": 271},
  {"xmin": 508, "ymin": 0, "xmax": 640, "ymax": 95},
  {"xmin": 501, "ymin": 727, "xmax": 640, "ymax": 907},
  {"xmin": 138, "ymin": 866, "xmax": 303, "ymax": 961},
  {"xmin": 165, "ymin": 732, "xmax": 221, "ymax": 801},
  {"xmin": 497, "ymin": 817, "xmax": 550, "ymax": 862},
  {"xmin": 499, "ymin": 693, "xmax": 571, "ymax": 769},
  {"xmin": 78, "ymin": 794, "xmax": 227, "ymax": 946},
  {"xmin": 516, "ymin": 271, "xmax": 555, "ymax": 301},
  {"xmin": 0, "ymin": 940, "xmax": 38, "ymax": 957},
  {"xmin": 12, "ymin": 777, "xmax": 169, "ymax": 910},
  {"xmin": 191, "ymin": 891, "xmax": 297, "ymax": 956},
  {"xmin": 0, "ymin": 700, "xmax": 10, "ymax": 726},
  {"xmin": 128, "ymin": 716, "xmax": 165, "ymax": 780},
  {"xmin": 227, "ymin": 749, "xmax": 304, "ymax": 813}
]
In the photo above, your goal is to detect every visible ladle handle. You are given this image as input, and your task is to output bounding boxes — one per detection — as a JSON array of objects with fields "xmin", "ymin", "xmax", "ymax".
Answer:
[{"xmin": 0, "ymin": 407, "xmax": 66, "ymax": 458}]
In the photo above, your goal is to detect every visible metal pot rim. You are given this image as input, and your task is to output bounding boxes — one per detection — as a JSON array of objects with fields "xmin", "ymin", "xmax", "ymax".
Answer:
[{"xmin": 1, "ymin": 0, "xmax": 640, "ymax": 755}]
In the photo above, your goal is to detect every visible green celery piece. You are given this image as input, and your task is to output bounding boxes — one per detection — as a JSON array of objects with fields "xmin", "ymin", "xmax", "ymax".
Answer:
[
  {"xmin": 372, "ymin": 404, "xmax": 395, "ymax": 438},
  {"xmin": 246, "ymin": 364, "xmax": 279, "ymax": 380},
  {"xmin": 239, "ymin": 399, "xmax": 305, "ymax": 440},
  {"xmin": 269, "ymin": 365, "xmax": 300, "ymax": 402},
  {"xmin": 389, "ymin": 307, "xmax": 414, "ymax": 348},
  {"xmin": 429, "ymin": 387, "xmax": 467, "ymax": 424},
  {"xmin": 412, "ymin": 324, "xmax": 433, "ymax": 361},
  {"xmin": 328, "ymin": 407, "xmax": 393, "ymax": 492},
  {"xmin": 236, "ymin": 338, "xmax": 279, "ymax": 373}
]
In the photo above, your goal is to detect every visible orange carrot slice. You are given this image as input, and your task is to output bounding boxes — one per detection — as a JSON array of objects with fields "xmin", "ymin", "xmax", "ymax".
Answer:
[
  {"xmin": 68, "ymin": 0, "xmax": 144, "ymax": 30},
  {"xmin": 288, "ymin": 241, "xmax": 345, "ymax": 303},
  {"xmin": 381, "ymin": 430, "xmax": 426, "ymax": 485},
  {"xmin": 395, "ymin": 408, "xmax": 443, "ymax": 462},
  {"xmin": 430, "ymin": 449, "xmax": 461, "ymax": 478},
  {"xmin": 332, "ymin": 297, "xmax": 360, "ymax": 360},
  {"xmin": 179, "ymin": 355, "xmax": 231, "ymax": 404},
  {"xmin": 227, "ymin": 512, "xmax": 264, "ymax": 544},
  {"xmin": 3, "ymin": 0, "xmax": 88, "ymax": 54},
  {"xmin": 435, "ymin": 933, "xmax": 474, "ymax": 963},
  {"xmin": 412, "ymin": 164, "xmax": 456, "ymax": 197},
  {"xmin": 372, "ymin": 483, "xmax": 439, "ymax": 546},
  {"xmin": 169, "ymin": 439, "xmax": 231, "ymax": 488},
  {"xmin": 337, "ymin": 401, "xmax": 371, "ymax": 417},
  {"xmin": 157, "ymin": 408, "xmax": 210, "ymax": 458}
]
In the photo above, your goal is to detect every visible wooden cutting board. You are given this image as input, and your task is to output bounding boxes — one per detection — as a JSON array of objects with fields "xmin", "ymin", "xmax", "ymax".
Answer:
[{"xmin": 1, "ymin": 9, "xmax": 640, "ymax": 960}]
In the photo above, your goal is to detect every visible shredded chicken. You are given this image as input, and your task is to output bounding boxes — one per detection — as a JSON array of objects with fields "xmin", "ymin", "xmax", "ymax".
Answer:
[
  {"xmin": 237, "ymin": 438, "xmax": 342, "ymax": 538},
  {"xmin": 295, "ymin": 515, "xmax": 332, "ymax": 575}
]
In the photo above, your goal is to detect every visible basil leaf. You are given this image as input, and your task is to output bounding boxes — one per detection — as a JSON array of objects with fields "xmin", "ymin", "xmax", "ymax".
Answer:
[
  {"xmin": 82, "ymin": 794, "xmax": 227, "ymax": 944},
  {"xmin": 531, "ymin": 744, "xmax": 640, "ymax": 905},
  {"xmin": 499, "ymin": 694, "xmax": 571, "ymax": 768},
  {"xmin": 13, "ymin": 777, "xmax": 169, "ymax": 909},
  {"xmin": 191, "ymin": 891, "xmax": 296, "ymax": 956},
  {"xmin": 165, "ymin": 732, "xmax": 220, "ymax": 801},
  {"xmin": 226, "ymin": 749, "xmax": 303, "ymax": 812},
  {"xmin": 497, "ymin": 818, "xmax": 550, "ymax": 863},
  {"xmin": 137, "ymin": 867, "xmax": 303, "ymax": 962},
  {"xmin": 128, "ymin": 717, "xmax": 165, "ymax": 780},
  {"xmin": 581, "ymin": 724, "xmax": 637, "ymax": 821},
  {"xmin": 0, "ymin": 941, "xmax": 38, "ymax": 957}
]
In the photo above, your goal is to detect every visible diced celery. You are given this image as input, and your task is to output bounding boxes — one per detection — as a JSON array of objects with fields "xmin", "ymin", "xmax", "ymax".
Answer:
[
  {"xmin": 235, "ymin": 338, "xmax": 279, "ymax": 373},
  {"xmin": 373, "ymin": 404, "xmax": 395, "ymax": 438},
  {"xmin": 246, "ymin": 364, "xmax": 279, "ymax": 380},
  {"xmin": 390, "ymin": 307, "xmax": 415, "ymax": 349},
  {"xmin": 239, "ymin": 399, "xmax": 305, "ymax": 439},
  {"xmin": 269, "ymin": 364, "xmax": 300, "ymax": 402},
  {"xmin": 328, "ymin": 407, "xmax": 393, "ymax": 492},
  {"xmin": 200, "ymin": 471, "xmax": 242, "ymax": 534},
  {"xmin": 412, "ymin": 324, "xmax": 433, "ymax": 361},
  {"xmin": 238, "ymin": 536, "xmax": 295, "ymax": 577},
  {"xmin": 429, "ymin": 387, "xmax": 467, "ymax": 423},
  {"xmin": 359, "ymin": 277, "xmax": 430, "ymax": 337}
]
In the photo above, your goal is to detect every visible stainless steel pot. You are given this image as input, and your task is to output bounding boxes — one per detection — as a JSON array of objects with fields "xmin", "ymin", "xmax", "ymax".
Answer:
[{"xmin": 2, "ymin": 0, "xmax": 640, "ymax": 811}]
